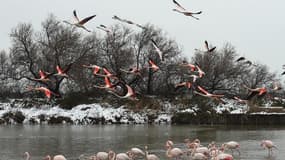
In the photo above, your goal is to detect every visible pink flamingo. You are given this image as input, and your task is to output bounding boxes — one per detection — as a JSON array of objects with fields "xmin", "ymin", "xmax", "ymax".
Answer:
[
  {"xmin": 44, "ymin": 155, "xmax": 67, "ymax": 160},
  {"xmin": 109, "ymin": 84, "xmax": 138, "ymax": 101},
  {"xmin": 222, "ymin": 141, "xmax": 240, "ymax": 155},
  {"xmin": 175, "ymin": 82, "xmax": 192, "ymax": 89},
  {"xmin": 82, "ymin": 64, "xmax": 102, "ymax": 75},
  {"xmin": 24, "ymin": 152, "xmax": 30, "ymax": 160},
  {"xmin": 261, "ymin": 140, "xmax": 278, "ymax": 156},
  {"xmin": 63, "ymin": 10, "xmax": 96, "ymax": 32},
  {"xmin": 243, "ymin": 84, "xmax": 267, "ymax": 99},
  {"xmin": 129, "ymin": 147, "xmax": 145, "ymax": 159},
  {"xmin": 148, "ymin": 59, "xmax": 160, "ymax": 72},
  {"xmin": 112, "ymin": 15, "xmax": 145, "ymax": 30},
  {"xmin": 180, "ymin": 61, "xmax": 196, "ymax": 71},
  {"xmin": 150, "ymin": 39, "xmax": 163, "ymax": 61},
  {"xmin": 94, "ymin": 77, "xmax": 117, "ymax": 91},
  {"xmin": 195, "ymin": 65, "xmax": 205, "ymax": 78},
  {"xmin": 108, "ymin": 150, "xmax": 132, "ymax": 160},
  {"xmin": 55, "ymin": 65, "xmax": 69, "ymax": 78},
  {"xmin": 194, "ymin": 86, "xmax": 224, "ymax": 103},
  {"xmin": 165, "ymin": 140, "xmax": 184, "ymax": 159},
  {"xmin": 144, "ymin": 146, "xmax": 160, "ymax": 160},
  {"xmin": 172, "ymin": 0, "xmax": 202, "ymax": 20},
  {"xmin": 190, "ymin": 146, "xmax": 208, "ymax": 160},
  {"xmin": 97, "ymin": 24, "xmax": 112, "ymax": 34},
  {"xmin": 31, "ymin": 70, "xmax": 52, "ymax": 82},
  {"xmin": 27, "ymin": 86, "xmax": 58, "ymax": 99}
]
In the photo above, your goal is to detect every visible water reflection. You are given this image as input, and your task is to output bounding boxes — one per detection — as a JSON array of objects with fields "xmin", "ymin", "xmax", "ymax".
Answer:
[{"xmin": 0, "ymin": 125, "xmax": 283, "ymax": 160}]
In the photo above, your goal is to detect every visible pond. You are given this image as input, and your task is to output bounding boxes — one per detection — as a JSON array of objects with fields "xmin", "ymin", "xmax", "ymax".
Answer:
[{"xmin": 0, "ymin": 125, "xmax": 283, "ymax": 160}]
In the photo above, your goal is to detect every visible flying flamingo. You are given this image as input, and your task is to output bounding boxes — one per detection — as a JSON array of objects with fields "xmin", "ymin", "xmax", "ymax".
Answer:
[
  {"xmin": 272, "ymin": 82, "xmax": 282, "ymax": 91},
  {"xmin": 148, "ymin": 59, "xmax": 160, "ymax": 72},
  {"xmin": 222, "ymin": 141, "xmax": 241, "ymax": 155},
  {"xmin": 243, "ymin": 84, "xmax": 267, "ymax": 99},
  {"xmin": 261, "ymin": 140, "xmax": 278, "ymax": 156},
  {"xmin": 97, "ymin": 24, "xmax": 112, "ymax": 34},
  {"xmin": 112, "ymin": 15, "xmax": 146, "ymax": 30},
  {"xmin": 120, "ymin": 67, "xmax": 142, "ymax": 77},
  {"xmin": 82, "ymin": 64, "xmax": 102, "ymax": 75},
  {"xmin": 44, "ymin": 155, "xmax": 67, "ymax": 160},
  {"xmin": 24, "ymin": 152, "xmax": 30, "ymax": 160},
  {"xmin": 150, "ymin": 39, "xmax": 163, "ymax": 61},
  {"xmin": 172, "ymin": 0, "xmax": 202, "ymax": 20},
  {"xmin": 194, "ymin": 86, "xmax": 224, "ymax": 103},
  {"xmin": 236, "ymin": 56, "xmax": 246, "ymax": 62},
  {"xmin": 195, "ymin": 65, "xmax": 205, "ymax": 78},
  {"xmin": 54, "ymin": 65, "xmax": 70, "ymax": 78},
  {"xmin": 31, "ymin": 70, "xmax": 52, "ymax": 82},
  {"xmin": 204, "ymin": 40, "xmax": 216, "ymax": 53},
  {"xmin": 165, "ymin": 140, "xmax": 184, "ymax": 159},
  {"xmin": 144, "ymin": 146, "xmax": 160, "ymax": 160},
  {"xmin": 233, "ymin": 96, "xmax": 248, "ymax": 104},
  {"xmin": 27, "ymin": 86, "xmax": 58, "ymax": 99},
  {"xmin": 94, "ymin": 77, "xmax": 117, "ymax": 91},
  {"xmin": 180, "ymin": 61, "xmax": 196, "ymax": 71},
  {"xmin": 175, "ymin": 82, "xmax": 192, "ymax": 89},
  {"xmin": 63, "ymin": 10, "xmax": 96, "ymax": 32},
  {"xmin": 109, "ymin": 84, "xmax": 138, "ymax": 101}
]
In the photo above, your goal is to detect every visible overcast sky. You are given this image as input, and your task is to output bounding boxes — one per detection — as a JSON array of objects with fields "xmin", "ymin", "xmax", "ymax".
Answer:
[{"xmin": 1, "ymin": 0, "xmax": 284, "ymax": 75}]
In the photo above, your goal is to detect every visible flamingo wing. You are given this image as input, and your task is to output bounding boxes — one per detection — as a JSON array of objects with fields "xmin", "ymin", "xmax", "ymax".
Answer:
[
  {"xmin": 208, "ymin": 46, "xmax": 216, "ymax": 52},
  {"xmin": 79, "ymin": 15, "xmax": 96, "ymax": 25},
  {"xmin": 236, "ymin": 57, "xmax": 245, "ymax": 62},
  {"xmin": 197, "ymin": 86, "xmax": 209, "ymax": 95},
  {"xmin": 204, "ymin": 40, "xmax": 210, "ymax": 51},
  {"xmin": 44, "ymin": 89, "xmax": 52, "ymax": 98},
  {"xmin": 73, "ymin": 10, "xmax": 80, "ymax": 22},
  {"xmin": 172, "ymin": 0, "xmax": 186, "ymax": 11}
]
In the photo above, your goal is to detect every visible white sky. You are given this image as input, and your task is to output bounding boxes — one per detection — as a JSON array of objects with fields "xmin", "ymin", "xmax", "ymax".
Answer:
[{"xmin": 0, "ymin": 0, "xmax": 284, "ymax": 75}]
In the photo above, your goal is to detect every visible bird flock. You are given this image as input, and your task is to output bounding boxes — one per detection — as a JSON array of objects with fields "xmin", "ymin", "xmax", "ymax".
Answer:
[
  {"xmin": 26, "ymin": 0, "xmax": 283, "ymax": 105},
  {"xmin": 23, "ymin": 139, "xmax": 278, "ymax": 160}
]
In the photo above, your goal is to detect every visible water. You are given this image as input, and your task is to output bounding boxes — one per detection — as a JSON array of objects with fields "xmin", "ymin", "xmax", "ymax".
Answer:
[{"xmin": 0, "ymin": 125, "xmax": 284, "ymax": 160}]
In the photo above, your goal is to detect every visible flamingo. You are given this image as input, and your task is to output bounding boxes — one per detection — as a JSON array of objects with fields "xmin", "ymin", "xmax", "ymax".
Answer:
[
  {"xmin": 190, "ymin": 147, "xmax": 207, "ymax": 160},
  {"xmin": 112, "ymin": 15, "xmax": 145, "ymax": 29},
  {"xmin": 243, "ymin": 84, "xmax": 267, "ymax": 99},
  {"xmin": 204, "ymin": 40, "xmax": 216, "ymax": 53},
  {"xmin": 172, "ymin": 0, "xmax": 202, "ymax": 20},
  {"xmin": 55, "ymin": 65, "xmax": 70, "ymax": 78},
  {"xmin": 195, "ymin": 65, "xmax": 205, "ymax": 78},
  {"xmin": 261, "ymin": 140, "xmax": 278, "ymax": 156},
  {"xmin": 150, "ymin": 39, "xmax": 163, "ymax": 61},
  {"xmin": 180, "ymin": 61, "xmax": 196, "ymax": 71},
  {"xmin": 63, "ymin": 10, "xmax": 96, "ymax": 32},
  {"xmin": 222, "ymin": 141, "xmax": 240, "ymax": 155},
  {"xmin": 214, "ymin": 153, "xmax": 233, "ymax": 160},
  {"xmin": 97, "ymin": 24, "xmax": 112, "ymax": 34},
  {"xmin": 233, "ymin": 96, "xmax": 248, "ymax": 104},
  {"xmin": 175, "ymin": 82, "xmax": 192, "ymax": 89},
  {"xmin": 236, "ymin": 56, "xmax": 246, "ymax": 62},
  {"xmin": 272, "ymin": 82, "xmax": 282, "ymax": 91},
  {"xmin": 148, "ymin": 59, "xmax": 160, "ymax": 72},
  {"xmin": 165, "ymin": 140, "xmax": 184, "ymax": 159},
  {"xmin": 27, "ymin": 86, "xmax": 58, "ymax": 99},
  {"xmin": 44, "ymin": 155, "xmax": 67, "ymax": 160},
  {"xmin": 194, "ymin": 86, "xmax": 224, "ymax": 103},
  {"xmin": 24, "ymin": 152, "xmax": 30, "ymax": 160},
  {"xmin": 109, "ymin": 84, "xmax": 138, "ymax": 101},
  {"xmin": 144, "ymin": 146, "xmax": 160, "ymax": 160},
  {"xmin": 82, "ymin": 64, "xmax": 102, "ymax": 75},
  {"xmin": 120, "ymin": 67, "xmax": 142, "ymax": 77},
  {"xmin": 189, "ymin": 74, "xmax": 199, "ymax": 83},
  {"xmin": 128, "ymin": 147, "xmax": 145, "ymax": 159},
  {"xmin": 30, "ymin": 70, "xmax": 52, "ymax": 82},
  {"xmin": 108, "ymin": 151, "xmax": 132, "ymax": 160},
  {"xmin": 94, "ymin": 77, "xmax": 117, "ymax": 91}
]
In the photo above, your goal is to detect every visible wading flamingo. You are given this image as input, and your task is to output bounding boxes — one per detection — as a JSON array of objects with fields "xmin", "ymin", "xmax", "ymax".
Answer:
[
  {"xmin": 44, "ymin": 155, "xmax": 67, "ymax": 160},
  {"xmin": 144, "ymin": 146, "xmax": 160, "ymax": 160},
  {"xmin": 261, "ymin": 140, "xmax": 278, "ymax": 156}
]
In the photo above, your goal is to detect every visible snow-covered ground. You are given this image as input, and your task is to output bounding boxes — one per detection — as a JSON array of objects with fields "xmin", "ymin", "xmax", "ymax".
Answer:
[{"xmin": 0, "ymin": 98, "xmax": 284, "ymax": 125}]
